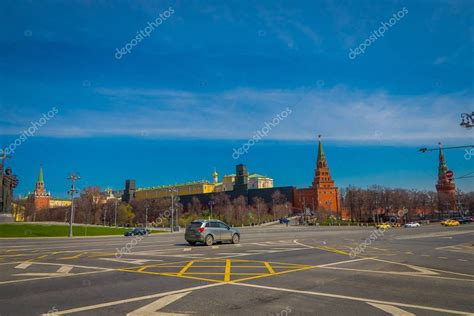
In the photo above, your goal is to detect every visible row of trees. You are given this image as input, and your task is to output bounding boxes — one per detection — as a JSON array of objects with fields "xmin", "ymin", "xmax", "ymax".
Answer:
[
  {"xmin": 341, "ymin": 186, "xmax": 474, "ymax": 222},
  {"xmin": 16, "ymin": 186, "xmax": 474, "ymax": 226}
]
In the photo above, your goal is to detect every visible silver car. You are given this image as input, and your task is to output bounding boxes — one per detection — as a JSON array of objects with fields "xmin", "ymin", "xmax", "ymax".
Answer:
[{"xmin": 185, "ymin": 219, "xmax": 240, "ymax": 246}]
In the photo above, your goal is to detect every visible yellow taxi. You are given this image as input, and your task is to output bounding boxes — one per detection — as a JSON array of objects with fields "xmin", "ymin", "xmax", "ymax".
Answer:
[
  {"xmin": 376, "ymin": 223, "xmax": 391, "ymax": 229},
  {"xmin": 441, "ymin": 219, "xmax": 460, "ymax": 227}
]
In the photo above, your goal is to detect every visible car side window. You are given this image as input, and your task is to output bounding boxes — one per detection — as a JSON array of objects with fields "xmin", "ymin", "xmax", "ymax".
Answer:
[
  {"xmin": 218, "ymin": 223, "xmax": 229, "ymax": 229},
  {"xmin": 210, "ymin": 222, "xmax": 219, "ymax": 228}
]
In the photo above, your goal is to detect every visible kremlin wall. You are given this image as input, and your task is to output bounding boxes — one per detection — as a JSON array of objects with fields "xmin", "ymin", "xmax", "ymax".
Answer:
[
  {"xmin": 123, "ymin": 138, "xmax": 342, "ymax": 216},
  {"xmin": 23, "ymin": 138, "xmax": 459, "ymax": 222}
]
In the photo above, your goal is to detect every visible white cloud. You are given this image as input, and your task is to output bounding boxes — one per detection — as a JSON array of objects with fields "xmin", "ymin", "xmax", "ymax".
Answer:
[{"xmin": 1, "ymin": 86, "xmax": 472, "ymax": 145}]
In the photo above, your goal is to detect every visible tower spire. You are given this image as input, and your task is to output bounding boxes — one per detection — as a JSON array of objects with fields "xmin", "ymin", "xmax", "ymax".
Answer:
[
  {"xmin": 435, "ymin": 142, "xmax": 456, "ymax": 211},
  {"xmin": 317, "ymin": 134, "xmax": 326, "ymax": 166},
  {"xmin": 312, "ymin": 134, "xmax": 333, "ymax": 188},
  {"xmin": 37, "ymin": 164, "xmax": 44, "ymax": 184}
]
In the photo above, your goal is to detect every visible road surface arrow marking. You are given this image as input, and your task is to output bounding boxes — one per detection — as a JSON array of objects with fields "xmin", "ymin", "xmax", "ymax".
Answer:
[
  {"xmin": 127, "ymin": 291, "xmax": 191, "ymax": 315},
  {"xmin": 368, "ymin": 302, "xmax": 415, "ymax": 315}
]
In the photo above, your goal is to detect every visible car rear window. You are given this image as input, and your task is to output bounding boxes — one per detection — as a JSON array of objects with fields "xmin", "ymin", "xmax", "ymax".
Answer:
[{"xmin": 189, "ymin": 221, "xmax": 203, "ymax": 227}]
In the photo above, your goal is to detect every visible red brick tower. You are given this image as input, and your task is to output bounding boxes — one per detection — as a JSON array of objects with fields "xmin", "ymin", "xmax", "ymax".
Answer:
[
  {"xmin": 435, "ymin": 143, "xmax": 456, "ymax": 211},
  {"xmin": 312, "ymin": 136, "xmax": 340, "ymax": 213},
  {"xmin": 294, "ymin": 135, "xmax": 340, "ymax": 215},
  {"xmin": 33, "ymin": 165, "xmax": 50, "ymax": 210}
]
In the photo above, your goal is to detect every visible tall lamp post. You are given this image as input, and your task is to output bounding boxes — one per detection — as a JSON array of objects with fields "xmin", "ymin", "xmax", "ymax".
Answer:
[
  {"xmin": 103, "ymin": 206, "xmax": 107, "ymax": 226},
  {"xmin": 169, "ymin": 187, "xmax": 178, "ymax": 232},
  {"xmin": 460, "ymin": 112, "xmax": 474, "ymax": 129},
  {"xmin": 208, "ymin": 200, "xmax": 215, "ymax": 220},
  {"xmin": 67, "ymin": 172, "xmax": 80, "ymax": 238},
  {"xmin": 114, "ymin": 200, "xmax": 118, "ymax": 227}
]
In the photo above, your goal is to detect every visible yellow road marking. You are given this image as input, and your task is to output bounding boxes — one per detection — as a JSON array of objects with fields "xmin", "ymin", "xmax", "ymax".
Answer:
[
  {"xmin": 264, "ymin": 262, "xmax": 275, "ymax": 274},
  {"xmin": 316, "ymin": 246, "xmax": 349, "ymax": 255},
  {"xmin": 224, "ymin": 259, "xmax": 232, "ymax": 282},
  {"xmin": 177, "ymin": 260, "xmax": 195, "ymax": 276},
  {"xmin": 231, "ymin": 266, "xmax": 315, "ymax": 283}
]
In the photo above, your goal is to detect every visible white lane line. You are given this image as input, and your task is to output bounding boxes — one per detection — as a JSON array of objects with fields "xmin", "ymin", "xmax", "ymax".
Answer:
[
  {"xmin": 367, "ymin": 302, "xmax": 415, "ymax": 315},
  {"xmin": 293, "ymin": 240, "xmax": 314, "ymax": 249},
  {"xmin": 211, "ymin": 246, "xmax": 219, "ymax": 249},
  {"xmin": 0, "ymin": 269, "xmax": 113, "ymax": 285},
  {"xmin": 183, "ymin": 248, "xmax": 192, "ymax": 252},
  {"xmin": 127, "ymin": 291, "xmax": 190, "ymax": 316},
  {"xmin": 395, "ymin": 230, "xmax": 474, "ymax": 240},
  {"xmin": 234, "ymin": 244, "xmax": 242, "ymax": 247},
  {"xmin": 99, "ymin": 258, "xmax": 163, "ymax": 265},
  {"xmin": 15, "ymin": 262, "xmax": 32, "ymax": 269},
  {"xmin": 14, "ymin": 273, "xmax": 73, "ymax": 277},
  {"xmin": 231, "ymin": 283, "xmax": 473, "ymax": 315},
  {"xmin": 457, "ymin": 259, "xmax": 468, "ymax": 262},
  {"xmin": 56, "ymin": 265, "xmax": 73, "ymax": 274},
  {"xmin": 317, "ymin": 258, "xmax": 370, "ymax": 268},
  {"xmin": 56, "ymin": 283, "xmax": 223, "ymax": 315}
]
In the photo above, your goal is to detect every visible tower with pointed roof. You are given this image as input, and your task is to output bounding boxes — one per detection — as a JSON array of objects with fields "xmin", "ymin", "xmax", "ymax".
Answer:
[
  {"xmin": 32, "ymin": 165, "xmax": 51, "ymax": 210},
  {"xmin": 294, "ymin": 135, "xmax": 340, "ymax": 215},
  {"xmin": 213, "ymin": 169, "xmax": 219, "ymax": 184},
  {"xmin": 435, "ymin": 143, "xmax": 456, "ymax": 211}
]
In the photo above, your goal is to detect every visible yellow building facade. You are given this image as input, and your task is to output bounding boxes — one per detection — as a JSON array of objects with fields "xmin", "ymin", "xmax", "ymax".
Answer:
[
  {"xmin": 49, "ymin": 198, "xmax": 72, "ymax": 208},
  {"xmin": 134, "ymin": 171, "xmax": 274, "ymax": 201}
]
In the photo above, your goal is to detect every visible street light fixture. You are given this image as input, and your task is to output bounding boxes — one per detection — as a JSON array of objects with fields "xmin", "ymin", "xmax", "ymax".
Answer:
[
  {"xmin": 168, "ymin": 187, "xmax": 178, "ymax": 232},
  {"xmin": 208, "ymin": 200, "xmax": 215, "ymax": 220},
  {"xmin": 67, "ymin": 172, "xmax": 80, "ymax": 238},
  {"xmin": 460, "ymin": 112, "xmax": 474, "ymax": 128}
]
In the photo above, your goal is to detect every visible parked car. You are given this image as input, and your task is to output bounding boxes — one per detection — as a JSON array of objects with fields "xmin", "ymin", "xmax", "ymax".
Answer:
[
  {"xmin": 456, "ymin": 217, "xmax": 472, "ymax": 224},
  {"xmin": 441, "ymin": 219, "xmax": 460, "ymax": 227},
  {"xmin": 279, "ymin": 218, "xmax": 290, "ymax": 225},
  {"xmin": 376, "ymin": 223, "xmax": 391, "ymax": 229},
  {"xmin": 124, "ymin": 227, "xmax": 150, "ymax": 236},
  {"xmin": 404, "ymin": 222, "xmax": 421, "ymax": 228},
  {"xmin": 185, "ymin": 219, "xmax": 240, "ymax": 246}
]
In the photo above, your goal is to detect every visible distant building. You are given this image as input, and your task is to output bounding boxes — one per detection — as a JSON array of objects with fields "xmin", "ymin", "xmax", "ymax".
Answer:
[
  {"xmin": 123, "ymin": 136, "xmax": 339, "ymax": 218},
  {"xmin": 28, "ymin": 166, "xmax": 71, "ymax": 212},
  {"xmin": 29, "ymin": 165, "xmax": 51, "ymax": 210},
  {"xmin": 293, "ymin": 136, "xmax": 340, "ymax": 215},
  {"xmin": 435, "ymin": 143, "xmax": 456, "ymax": 211},
  {"xmin": 132, "ymin": 170, "xmax": 274, "ymax": 201}
]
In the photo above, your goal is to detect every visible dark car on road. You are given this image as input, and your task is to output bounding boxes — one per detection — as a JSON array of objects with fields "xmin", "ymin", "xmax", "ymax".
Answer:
[
  {"xmin": 124, "ymin": 227, "xmax": 150, "ymax": 236},
  {"xmin": 456, "ymin": 217, "xmax": 472, "ymax": 224},
  {"xmin": 185, "ymin": 219, "xmax": 240, "ymax": 246}
]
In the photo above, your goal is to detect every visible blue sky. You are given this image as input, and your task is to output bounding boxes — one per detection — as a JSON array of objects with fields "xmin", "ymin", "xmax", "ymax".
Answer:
[{"xmin": 0, "ymin": 0, "xmax": 473, "ymax": 197}]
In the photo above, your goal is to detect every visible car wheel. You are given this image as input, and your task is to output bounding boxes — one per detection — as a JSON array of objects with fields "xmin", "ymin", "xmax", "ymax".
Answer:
[
  {"xmin": 205, "ymin": 235, "xmax": 214, "ymax": 246},
  {"xmin": 188, "ymin": 241, "xmax": 196, "ymax": 246},
  {"xmin": 231, "ymin": 234, "xmax": 240, "ymax": 244}
]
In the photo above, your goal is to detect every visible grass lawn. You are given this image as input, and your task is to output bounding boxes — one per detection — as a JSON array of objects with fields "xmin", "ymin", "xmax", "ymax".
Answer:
[{"xmin": 0, "ymin": 223, "xmax": 161, "ymax": 237}]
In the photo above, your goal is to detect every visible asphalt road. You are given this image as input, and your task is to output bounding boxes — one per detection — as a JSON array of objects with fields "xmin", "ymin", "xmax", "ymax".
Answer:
[{"xmin": 0, "ymin": 224, "xmax": 473, "ymax": 315}]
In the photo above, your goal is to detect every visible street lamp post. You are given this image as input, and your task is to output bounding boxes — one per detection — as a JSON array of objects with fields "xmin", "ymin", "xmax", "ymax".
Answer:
[
  {"xmin": 145, "ymin": 206, "xmax": 148, "ymax": 229},
  {"xmin": 208, "ymin": 200, "xmax": 215, "ymax": 220},
  {"xmin": 67, "ymin": 172, "xmax": 80, "ymax": 238},
  {"xmin": 103, "ymin": 207, "xmax": 107, "ymax": 226},
  {"xmin": 114, "ymin": 200, "xmax": 118, "ymax": 227},
  {"xmin": 169, "ymin": 188, "xmax": 178, "ymax": 232}
]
